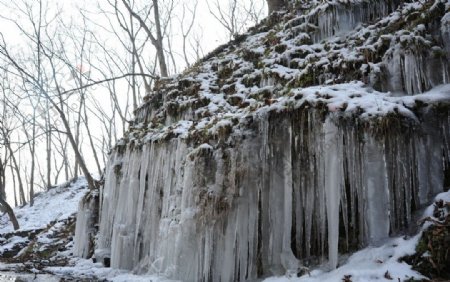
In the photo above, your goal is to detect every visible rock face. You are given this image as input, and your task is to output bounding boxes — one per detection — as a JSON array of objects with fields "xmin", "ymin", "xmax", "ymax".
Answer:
[{"xmin": 75, "ymin": 0, "xmax": 450, "ymax": 281}]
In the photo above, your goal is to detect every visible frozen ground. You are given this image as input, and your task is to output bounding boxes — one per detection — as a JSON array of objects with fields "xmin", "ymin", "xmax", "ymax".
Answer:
[{"xmin": 0, "ymin": 177, "xmax": 88, "ymax": 234}]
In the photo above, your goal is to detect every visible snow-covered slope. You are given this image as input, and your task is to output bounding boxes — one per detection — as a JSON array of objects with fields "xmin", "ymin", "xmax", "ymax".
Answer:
[
  {"xmin": 0, "ymin": 177, "xmax": 88, "ymax": 234},
  {"xmin": 75, "ymin": 0, "xmax": 450, "ymax": 281}
]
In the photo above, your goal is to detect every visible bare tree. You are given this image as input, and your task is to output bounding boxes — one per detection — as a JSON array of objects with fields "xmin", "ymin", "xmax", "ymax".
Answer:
[
  {"xmin": 0, "ymin": 155, "xmax": 19, "ymax": 230},
  {"xmin": 207, "ymin": 0, "xmax": 266, "ymax": 40},
  {"xmin": 121, "ymin": 0, "xmax": 169, "ymax": 77},
  {"xmin": 178, "ymin": 0, "xmax": 198, "ymax": 68}
]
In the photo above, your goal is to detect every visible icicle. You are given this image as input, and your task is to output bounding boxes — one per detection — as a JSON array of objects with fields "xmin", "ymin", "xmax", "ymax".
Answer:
[
  {"xmin": 91, "ymin": 108, "xmax": 449, "ymax": 281},
  {"xmin": 363, "ymin": 133, "xmax": 390, "ymax": 245},
  {"xmin": 73, "ymin": 191, "xmax": 97, "ymax": 258},
  {"xmin": 324, "ymin": 116, "xmax": 341, "ymax": 270}
]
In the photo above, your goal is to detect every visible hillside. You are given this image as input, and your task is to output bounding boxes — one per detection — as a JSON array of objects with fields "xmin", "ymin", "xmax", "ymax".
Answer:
[{"xmin": 0, "ymin": 177, "xmax": 88, "ymax": 280}]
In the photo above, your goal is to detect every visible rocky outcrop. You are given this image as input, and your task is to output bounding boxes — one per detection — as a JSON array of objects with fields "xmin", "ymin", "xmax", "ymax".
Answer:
[{"xmin": 76, "ymin": 0, "xmax": 450, "ymax": 281}]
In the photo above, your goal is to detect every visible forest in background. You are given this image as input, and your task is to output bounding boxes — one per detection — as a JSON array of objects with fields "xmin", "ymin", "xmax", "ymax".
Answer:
[{"xmin": 0, "ymin": 0, "xmax": 276, "ymax": 215}]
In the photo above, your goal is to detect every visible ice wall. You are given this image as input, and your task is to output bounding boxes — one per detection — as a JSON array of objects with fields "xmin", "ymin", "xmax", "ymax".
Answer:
[
  {"xmin": 93, "ymin": 108, "xmax": 449, "ymax": 281},
  {"xmin": 77, "ymin": 1, "xmax": 450, "ymax": 281},
  {"xmin": 73, "ymin": 191, "xmax": 98, "ymax": 259},
  {"xmin": 310, "ymin": 0, "xmax": 402, "ymax": 43}
]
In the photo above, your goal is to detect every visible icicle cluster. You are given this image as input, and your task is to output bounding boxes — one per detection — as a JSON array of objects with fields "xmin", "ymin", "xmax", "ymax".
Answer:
[
  {"xmin": 93, "ymin": 108, "xmax": 449, "ymax": 281},
  {"xmin": 74, "ymin": 0, "xmax": 450, "ymax": 281},
  {"xmin": 73, "ymin": 191, "xmax": 98, "ymax": 259}
]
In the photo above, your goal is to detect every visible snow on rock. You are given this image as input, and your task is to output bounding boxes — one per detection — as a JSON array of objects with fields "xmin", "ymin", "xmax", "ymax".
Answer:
[
  {"xmin": 263, "ymin": 190, "xmax": 450, "ymax": 282},
  {"xmin": 92, "ymin": 109, "xmax": 449, "ymax": 281},
  {"xmin": 78, "ymin": 0, "xmax": 450, "ymax": 281},
  {"xmin": 263, "ymin": 235, "xmax": 425, "ymax": 282}
]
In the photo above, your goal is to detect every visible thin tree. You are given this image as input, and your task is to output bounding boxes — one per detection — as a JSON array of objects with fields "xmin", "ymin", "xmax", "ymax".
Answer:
[
  {"xmin": 121, "ymin": 0, "xmax": 169, "ymax": 77},
  {"xmin": 0, "ymin": 144, "xmax": 20, "ymax": 230}
]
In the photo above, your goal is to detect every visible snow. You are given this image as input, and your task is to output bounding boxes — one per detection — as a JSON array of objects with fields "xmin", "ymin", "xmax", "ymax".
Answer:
[
  {"xmin": 0, "ymin": 236, "xmax": 28, "ymax": 254},
  {"xmin": 78, "ymin": 0, "xmax": 450, "ymax": 281},
  {"xmin": 0, "ymin": 177, "xmax": 89, "ymax": 234},
  {"xmin": 47, "ymin": 258, "xmax": 179, "ymax": 282},
  {"xmin": 43, "ymin": 187, "xmax": 450, "ymax": 282},
  {"xmin": 263, "ymin": 190, "xmax": 450, "ymax": 282},
  {"xmin": 264, "ymin": 236, "xmax": 424, "ymax": 282}
]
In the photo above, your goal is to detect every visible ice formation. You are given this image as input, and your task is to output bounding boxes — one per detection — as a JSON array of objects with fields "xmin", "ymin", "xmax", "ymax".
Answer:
[
  {"xmin": 74, "ymin": 0, "xmax": 450, "ymax": 281},
  {"xmin": 92, "ymin": 109, "xmax": 449, "ymax": 281},
  {"xmin": 73, "ymin": 190, "xmax": 98, "ymax": 259}
]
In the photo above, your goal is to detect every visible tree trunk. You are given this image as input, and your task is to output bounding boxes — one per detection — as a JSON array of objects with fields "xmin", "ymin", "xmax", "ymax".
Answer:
[
  {"xmin": 152, "ymin": 0, "xmax": 169, "ymax": 77},
  {"xmin": 0, "ymin": 158, "xmax": 19, "ymax": 230},
  {"xmin": 267, "ymin": 0, "xmax": 287, "ymax": 14},
  {"xmin": 46, "ymin": 100, "xmax": 52, "ymax": 188},
  {"xmin": 58, "ymin": 107, "xmax": 95, "ymax": 190},
  {"xmin": 29, "ymin": 109, "xmax": 36, "ymax": 206},
  {"xmin": 6, "ymin": 141, "xmax": 26, "ymax": 205},
  {"xmin": 0, "ymin": 198, "xmax": 19, "ymax": 230}
]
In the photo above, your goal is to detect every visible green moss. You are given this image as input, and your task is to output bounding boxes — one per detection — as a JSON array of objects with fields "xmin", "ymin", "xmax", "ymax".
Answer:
[
  {"xmin": 241, "ymin": 49, "xmax": 262, "ymax": 64},
  {"xmin": 248, "ymin": 89, "xmax": 272, "ymax": 101},
  {"xmin": 295, "ymin": 35, "xmax": 312, "ymax": 46},
  {"xmin": 274, "ymin": 44, "xmax": 287, "ymax": 54},
  {"xmin": 264, "ymin": 31, "xmax": 280, "ymax": 47},
  {"xmin": 217, "ymin": 66, "xmax": 233, "ymax": 80},
  {"xmin": 242, "ymin": 74, "xmax": 262, "ymax": 88},
  {"xmin": 294, "ymin": 70, "xmax": 316, "ymax": 87}
]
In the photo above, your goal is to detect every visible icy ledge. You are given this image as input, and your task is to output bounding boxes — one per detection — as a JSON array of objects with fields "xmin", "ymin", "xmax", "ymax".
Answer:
[{"xmin": 82, "ymin": 84, "xmax": 450, "ymax": 281}]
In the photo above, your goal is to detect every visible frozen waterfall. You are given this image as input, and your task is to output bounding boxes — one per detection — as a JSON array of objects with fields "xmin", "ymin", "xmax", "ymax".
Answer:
[{"xmin": 90, "ymin": 109, "xmax": 449, "ymax": 281}]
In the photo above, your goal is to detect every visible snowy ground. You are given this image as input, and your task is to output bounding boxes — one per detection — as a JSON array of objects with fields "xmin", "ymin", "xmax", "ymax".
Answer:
[
  {"xmin": 264, "ymin": 190, "xmax": 450, "ymax": 282},
  {"xmin": 0, "ymin": 177, "xmax": 88, "ymax": 234}
]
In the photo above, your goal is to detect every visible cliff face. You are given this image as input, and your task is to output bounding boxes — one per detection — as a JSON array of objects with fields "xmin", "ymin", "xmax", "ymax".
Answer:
[{"xmin": 75, "ymin": 0, "xmax": 450, "ymax": 281}]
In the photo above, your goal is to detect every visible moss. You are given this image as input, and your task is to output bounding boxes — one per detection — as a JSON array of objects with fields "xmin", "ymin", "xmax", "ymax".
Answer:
[
  {"xmin": 217, "ymin": 124, "xmax": 233, "ymax": 141},
  {"xmin": 290, "ymin": 49, "xmax": 310, "ymax": 60},
  {"xmin": 248, "ymin": 89, "xmax": 272, "ymax": 101},
  {"xmin": 431, "ymin": 48, "xmax": 447, "ymax": 59},
  {"xmin": 217, "ymin": 65, "xmax": 233, "ymax": 80},
  {"xmin": 294, "ymin": 35, "xmax": 312, "ymax": 46},
  {"xmin": 116, "ymin": 143, "xmax": 127, "ymax": 156},
  {"xmin": 241, "ymin": 49, "xmax": 262, "ymax": 64},
  {"xmin": 401, "ymin": 211, "xmax": 450, "ymax": 280},
  {"xmin": 294, "ymin": 69, "xmax": 316, "ymax": 88},
  {"xmin": 227, "ymin": 95, "xmax": 243, "ymax": 107},
  {"xmin": 223, "ymin": 84, "xmax": 236, "ymax": 95},
  {"xmin": 274, "ymin": 44, "xmax": 287, "ymax": 54},
  {"xmin": 242, "ymin": 74, "xmax": 262, "ymax": 88},
  {"xmin": 264, "ymin": 31, "xmax": 280, "ymax": 47},
  {"xmin": 166, "ymin": 102, "xmax": 181, "ymax": 117}
]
